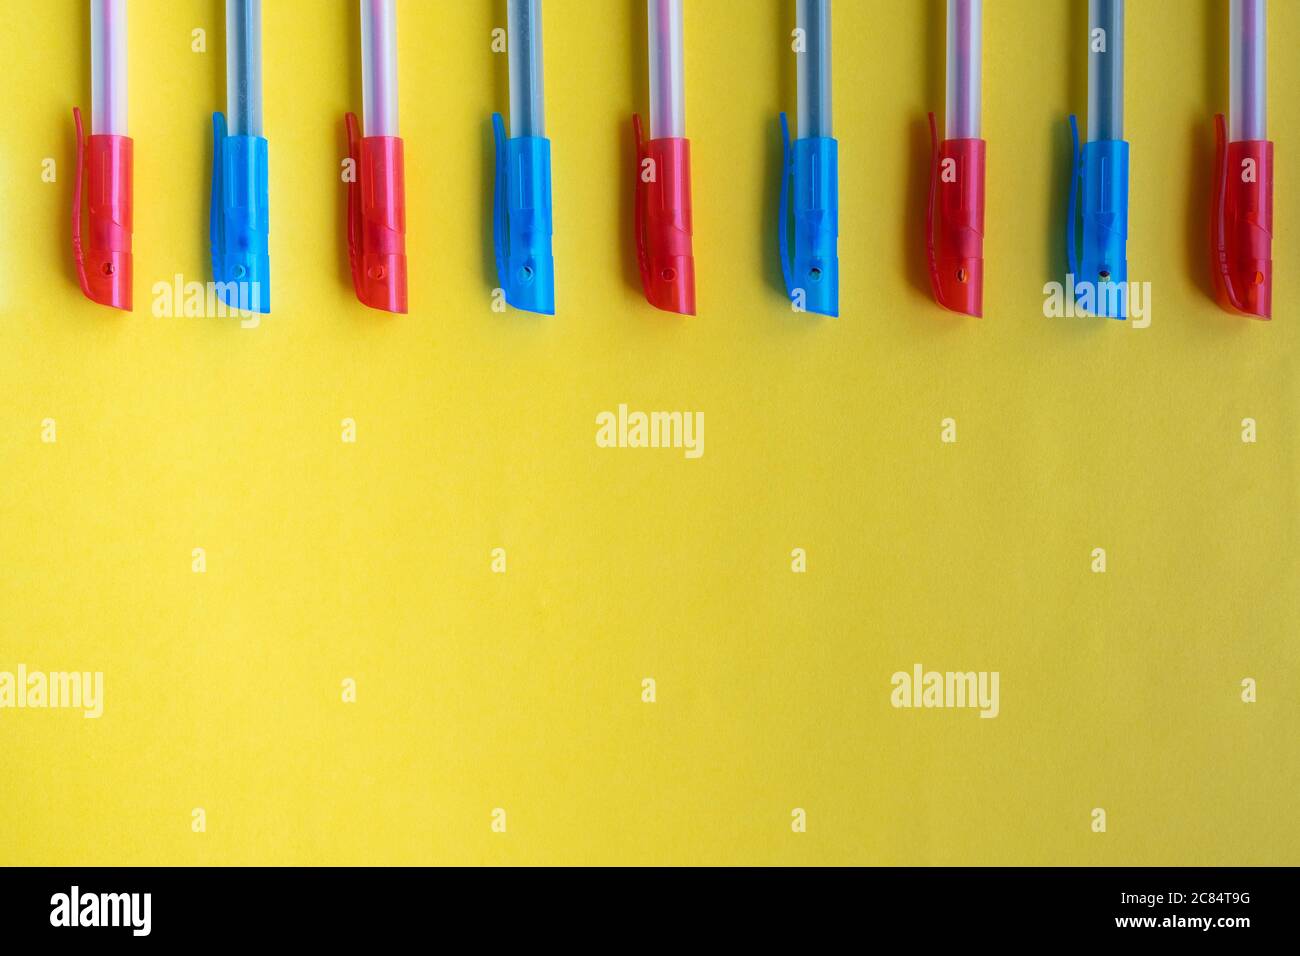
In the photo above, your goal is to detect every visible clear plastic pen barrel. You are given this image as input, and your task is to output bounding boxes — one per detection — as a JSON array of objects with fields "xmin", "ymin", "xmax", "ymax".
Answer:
[
  {"xmin": 226, "ymin": 0, "xmax": 263, "ymax": 137},
  {"xmin": 648, "ymin": 0, "xmax": 685, "ymax": 139},
  {"xmin": 796, "ymin": 0, "xmax": 832, "ymax": 139},
  {"xmin": 945, "ymin": 0, "xmax": 981, "ymax": 140},
  {"xmin": 1088, "ymin": 0, "xmax": 1123, "ymax": 141},
  {"xmin": 507, "ymin": 0, "xmax": 545, "ymax": 138},
  {"xmin": 1230, "ymin": 0, "xmax": 1266, "ymax": 141},
  {"xmin": 91, "ymin": 0, "xmax": 127, "ymax": 135},
  {"xmin": 361, "ymin": 0, "xmax": 399, "ymax": 137}
]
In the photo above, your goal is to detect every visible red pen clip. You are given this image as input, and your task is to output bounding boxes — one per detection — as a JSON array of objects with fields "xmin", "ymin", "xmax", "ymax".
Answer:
[
  {"xmin": 72, "ymin": 106, "xmax": 133, "ymax": 311},
  {"xmin": 926, "ymin": 112, "xmax": 985, "ymax": 317},
  {"xmin": 346, "ymin": 112, "xmax": 408, "ymax": 314},
  {"xmin": 1212, "ymin": 114, "xmax": 1272, "ymax": 320},
  {"xmin": 633, "ymin": 114, "xmax": 696, "ymax": 315}
]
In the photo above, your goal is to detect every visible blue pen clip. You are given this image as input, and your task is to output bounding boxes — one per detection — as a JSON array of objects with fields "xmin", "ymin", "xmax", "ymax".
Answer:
[
  {"xmin": 492, "ymin": 113, "xmax": 555, "ymax": 315},
  {"xmin": 1067, "ymin": 115, "xmax": 1128, "ymax": 320},
  {"xmin": 211, "ymin": 112, "xmax": 270, "ymax": 313},
  {"xmin": 778, "ymin": 113, "xmax": 839, "ymax": 317}
]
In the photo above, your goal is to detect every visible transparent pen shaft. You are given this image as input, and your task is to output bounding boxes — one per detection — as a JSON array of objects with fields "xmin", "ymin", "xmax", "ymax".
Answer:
[
  {"xmin": 361, "ymin": 0, "xmax": 399, "ymax": 137},
  {"xmin": 508, "ymin": 0, "xmax": 545, "ymax": 138},
  {"xmin": 226, "ymin": 0, "xmax": 263, "ymax": 137},
  {"xmin": 91, "ymin": 0, "xmax": 127, "ymax": 135},
  {"xmin": 797, "ymin": 0, "xmax": 831, "ymax": 139},
  {"xmin": 1088, "ymin": 0, "xmax": 1123, "ymax": 141},
  {"xmin": 648, "ymin": 0, "xmax": 685, "ymax": 139},
  {"xmin": 1230, "ymin": 0, "xmax": 1266, "ymax": 141},
  {"xmin": 945, "ymin": 0, "xmax": 981, "ymax": 140}
]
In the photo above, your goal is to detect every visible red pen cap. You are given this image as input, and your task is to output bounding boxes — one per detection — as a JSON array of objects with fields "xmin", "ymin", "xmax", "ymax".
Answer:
[
  {"xmin": 927, "ymin": 113, "xmax": 985, "ymax": 318},
  {"xmin": 1212, "ymin": 115, "xmax": 1273, "ymax": 320},
  {"xmin": 72, "ymin": 107, "xmax": 133, "ymax": 311},
  {"xmin": 346, "ymin": 113, "xmax": 408, "ymax": 314},
  {"xmin": 633, "ymin": 114, "xmax": 696, "ymax": 316}
]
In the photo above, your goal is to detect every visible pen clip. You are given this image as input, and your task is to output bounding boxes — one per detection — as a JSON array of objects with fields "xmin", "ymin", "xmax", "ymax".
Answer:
[
  {"xmin": 926, "ymin": 112, "xmax": 939, "ymax": 301},
  {"xmin": 71, "ymin": 107, "xmax": 90, "ymax": 299},
  {"xmin": 1212, "ymin": 113, "xmax": 1232, "ymax": 309},
  {"xmin": 345, "ymin": 111, "xmax": 364, "ymax": 299},
  {"xmin": 777, "ymin": 112, "xmax": 795, "ymax": 298},
  {"xmin": 491, "ymin": 112, "xmax": 509, "ymax": 292},
  {"xmin": 632, "ymin": 113, "xmax": 652, "ymax": 297},
  {"xmin": 1067, "ymin": 114, "xmax": 1082, "ymax": 281},
  {"xmin": 210, "ymin": 111, "xmax": 226, "ymax": 270}
]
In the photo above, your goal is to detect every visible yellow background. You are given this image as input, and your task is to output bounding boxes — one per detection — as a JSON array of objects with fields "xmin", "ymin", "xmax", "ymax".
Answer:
[{"xmin": 1, "ymin": 0, "xmax": 1296, "ymax": 866}]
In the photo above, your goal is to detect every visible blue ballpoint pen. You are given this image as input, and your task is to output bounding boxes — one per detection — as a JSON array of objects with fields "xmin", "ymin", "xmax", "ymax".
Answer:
[
  {"xmin": 1067, "ymin": 0, "xmax": 1128, "ymax": 319},
  {"xmin": 779, "ymin": 0, "xmax": 838, "ymax": 316},
  {"xmin": 492, "ymin": 0, "xmax": 555, "ymax": 315},
  {"xmin": 212, "ymin": 0, "xmax": 270, "ymax": 313}
]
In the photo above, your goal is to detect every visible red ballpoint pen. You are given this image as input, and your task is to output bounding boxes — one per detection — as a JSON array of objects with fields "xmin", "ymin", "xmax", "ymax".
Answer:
[
  {"xmin": 1212, "ymin": 0, "xmax": 1273, "ymax": 320},
  {"xmin": 927, "ymin": 0, "xmax": 985, "ymax": 318},
  {"xmin": 634, "ymin": 0, "xmax": 696, "ymax": 315},
  {"xmin": 72, "ymin": 0, "xmax": 132, "ymax": 311},
  {"xmin": 346, "ymin": 0, "xmax": 408, "ymax": 313}
]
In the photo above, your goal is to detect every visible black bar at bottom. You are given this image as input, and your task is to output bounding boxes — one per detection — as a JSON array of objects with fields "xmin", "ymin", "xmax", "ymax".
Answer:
[{"xmin": 0, "ymin": 866, "xmax": 1289, "ymax": 942}]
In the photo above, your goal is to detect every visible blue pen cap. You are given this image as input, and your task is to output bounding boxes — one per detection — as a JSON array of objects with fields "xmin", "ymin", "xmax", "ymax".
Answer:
[
  {"xmin": 211, "ymin": 113, "xmax": 270, "ymax": 314},
  {"xmin": 1067, "ymin": 117, "xmax": 1128, "ymax": 320},
  {"xmin": 492, "ymin": 114, "xmax": 555, "ymax": 316},
  {"xmin": 779, "ymin": 115, "xmax": 839, "ymax": 317}
]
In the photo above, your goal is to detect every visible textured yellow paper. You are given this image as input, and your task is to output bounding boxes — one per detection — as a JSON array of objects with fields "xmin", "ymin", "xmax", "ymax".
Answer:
[{"xmin": 0, "ymin": 0, "xmax": 1295, "ymax": 866}]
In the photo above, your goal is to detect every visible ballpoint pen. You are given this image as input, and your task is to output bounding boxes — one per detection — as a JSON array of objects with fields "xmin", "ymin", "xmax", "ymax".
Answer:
[
  {"xmin": 1067, "ymin": 0, "xmax": 1128, "ymax": 319},
  {"xmin": 72, "ymin": 0, "xmax": 133, "ymax": 311},
  {"xmin": 346, "ymin": 0, "xmax": 408, "ymax": 313},
  {"xmin": 212, "ymin": 0, "xmax": 270, "ymax": 313},
  {"xmin": 492, "ymin": 0, "xmax": 555, "ymax": 315},
  {"xmin": 778, "ymin": 0, "xmax": 838, "ymax": 317},
  {"xmin": 634, "ymin": 0, "xmax": 696, "ymax": 315},
  {"xmin": 1213, "ymin": 0, "xmax": 1272, "ymax": 320},
  {"xmin": 928, "ymin": 0, "xmax": 984, "ymax": 317}
]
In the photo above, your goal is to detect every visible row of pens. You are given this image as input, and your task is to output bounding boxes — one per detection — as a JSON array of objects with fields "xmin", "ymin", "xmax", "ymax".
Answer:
[{"xmin": 73, "ymin": 0, "xmax": 1276, "ymax": 321}]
